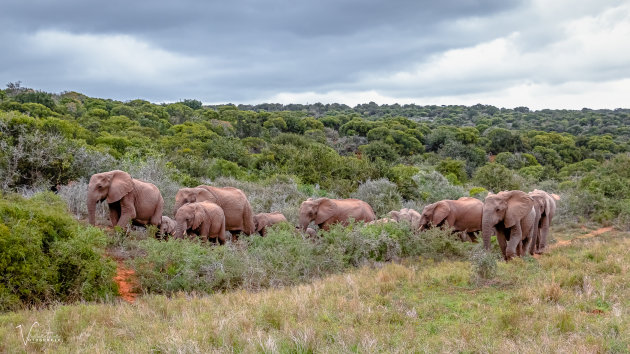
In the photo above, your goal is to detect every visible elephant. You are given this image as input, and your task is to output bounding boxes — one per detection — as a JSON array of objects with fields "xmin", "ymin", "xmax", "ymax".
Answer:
[
  {"xmin": 87, "ymin": 170, "xmax": 164, "ymax": 228},
  {"xmin": 482, "ymin": 190, "xmax": 536, "ymax": 260},
  {"xmin": 174, "ymin": 201, "xmax": 226, "ymax": 244},
  {"xmin": 528, "ymin": 189, "xmax": 560, "ymax": 254},
  {"xmin": 159, "ymin": 216, "xmax": 177, "ymax": 239},
  {"xmin": 418, "ymin": 197, "xmax": 483, "ymax": 242},
  {"xmin": 298, "ymin": 198, "xmax": 376, "ymax": 231},
  {"xmin": 389, "ymin": 208, "xmax": 421, "ymax": 229},
  {"xmin": 254, "ymin": 212, "xmax": 288, "ymax": 236},
  {"xmin": 174, "ymin": 186, "xmax": 255, "ymax": 236},
  {"xmin": 367, "ymin": 218, "xmax": 397, "ymax": 225}
]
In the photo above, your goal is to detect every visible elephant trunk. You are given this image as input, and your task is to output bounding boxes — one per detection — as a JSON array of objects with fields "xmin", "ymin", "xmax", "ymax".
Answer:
[
  {"xmin": 298, "ymin": 216, "xmax": 310, "ymax": 231},
  {"xmin": 481, "ymin": 215, "xmax": 494, "ymax": 251},
  {"xmin": 87, "ymin": 193, "xmax": 98, "ymax": 226},
  {"xmin": 174, "ymin": 223, "xmax": 186, "ymax": 239}
]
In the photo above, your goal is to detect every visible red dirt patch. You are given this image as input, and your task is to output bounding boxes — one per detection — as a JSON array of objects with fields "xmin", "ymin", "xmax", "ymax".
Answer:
[
  {"xmin": 105, "ymin": 252, "xmax": 139, "ymax": 303},
  {"xmin": 589, "ymin": 309, "xmax": 605, "ymax": 315},
  {"xmin": 113, "ymin": 260, "xmax": 138, "ymax": 303}
]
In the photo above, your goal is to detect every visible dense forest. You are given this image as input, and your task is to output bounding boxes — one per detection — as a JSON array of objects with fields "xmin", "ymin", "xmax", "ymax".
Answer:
[{"xmin": 2, "ymin": 82, "xmax": 630, "ymax": 311}]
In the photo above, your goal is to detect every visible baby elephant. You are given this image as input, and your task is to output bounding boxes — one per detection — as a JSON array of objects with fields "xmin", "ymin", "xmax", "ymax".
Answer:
[
  {"xmin": 159, "ymin": 216, "xmax": 177, "ymax": 239},
  {"xmin": 174, "ymin": 201, "xmax": 226, "ymax": 244},
  {"xmin": 254, "ymin": 212, "xmax": 288, "ymax": 236}
]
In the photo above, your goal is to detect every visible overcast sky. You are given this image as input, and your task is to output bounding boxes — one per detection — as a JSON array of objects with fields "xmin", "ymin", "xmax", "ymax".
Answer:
[{"xmin": 2, "ymin": 0, "xmax": 629, "ymax": 109}]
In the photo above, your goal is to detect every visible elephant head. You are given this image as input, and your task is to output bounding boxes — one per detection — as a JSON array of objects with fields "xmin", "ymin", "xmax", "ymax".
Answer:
[
  {"xmin": 174, "ymin": 203, "xmax": 205, "ymax": 239},
  {"xmin": 87, "ymin": 170, "xmax": 134, "ymax": 225},
  {"xmin": 419, "ymin": 202, "xmax": 450, "ymax": 231},
  {"xmin": 173, "ymin": 187, "xmax": 205, "ymax": 214},
  {"xmin": 481, "ymin": 190, "xmax": 534, "ymax": 250},
  {"xmin": 298, "ymin": 198, "xmax": 337, "ymax": 230}
]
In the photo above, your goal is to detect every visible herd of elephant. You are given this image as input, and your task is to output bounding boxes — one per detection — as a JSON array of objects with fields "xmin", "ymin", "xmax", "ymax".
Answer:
[{"xmin": 87, "ymin": 170, "xmax": 559, "ymax": 261}]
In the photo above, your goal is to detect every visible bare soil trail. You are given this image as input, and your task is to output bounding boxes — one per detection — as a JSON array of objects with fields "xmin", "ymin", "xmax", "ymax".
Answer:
[
  {"xmin": 550, "ymin": 226, "xmax": 614, "ymax": 250},
  {"xmin": 105, "ymin": 252, "xmax": 139, "ymax": 303}
]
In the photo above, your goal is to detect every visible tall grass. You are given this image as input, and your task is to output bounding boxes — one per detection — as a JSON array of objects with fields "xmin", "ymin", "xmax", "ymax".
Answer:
[{"xmin": 2, "ymin": 229, "xmax": 629, "ymax": 352}]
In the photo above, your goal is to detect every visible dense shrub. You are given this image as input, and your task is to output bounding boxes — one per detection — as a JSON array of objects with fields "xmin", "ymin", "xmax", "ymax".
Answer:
[
  {"xmin": 473, "ymin": 163, "xmax": 524, "ymax": 192},
  {"xmin": 0, "ymin": 192, "xmax": 117, "ymax": 311},
  {"xmin": 128, "ymin": 222, "xmax": 472, "ymax": 295},
  {"xmin": 350, "ymin": 178, "xmax": 402, "ymax": 217},
  {"xmin": 412, "ymin": 170, "xmax": 466, "ymax": 203}
]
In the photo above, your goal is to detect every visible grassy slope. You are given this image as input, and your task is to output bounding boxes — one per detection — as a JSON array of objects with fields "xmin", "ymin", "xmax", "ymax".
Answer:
[{"xmin": 1, "ymin": 228, "xmax": 629, "ymax": 353}]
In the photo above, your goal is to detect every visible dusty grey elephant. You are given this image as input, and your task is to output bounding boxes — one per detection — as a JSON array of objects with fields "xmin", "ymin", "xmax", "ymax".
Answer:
[
  {"xmin": 87, "ymin": 170, "xmax": 164, "ymax": 228},
  {"xmin": 389, "ymin": 208, "xmax": 421, "ymax": 229},
  {"xmin": 419, "ymin": 197, "xmax": 483, "ymax": 242},
  {"xmin": 298, "ymin": 198, "xmax": 376, "ymax": 231},
  {"xmin": 367, "ymin": 218, "xmax": 397, "ymax": 225},
  {"xmin": 159, "ymin": 216, "xmax": 177, "ymax": 239},
  {"xmin": 174, "ymin": 201, "xmax": 226, "ymax": 244},
  {"xmin": 174, "ymin": 186, "xmax": 255, "ymax": 236},
  {"xmin": 482, "ymin": 190, "xmax": 536, "ymax": 260},
  {"xmin": 254, "ymin": 212, "xmax": 288, "ymax": 236},
  {"xmin": 528, "ymin": 189, "xmax": 560, "ymax": 254}
]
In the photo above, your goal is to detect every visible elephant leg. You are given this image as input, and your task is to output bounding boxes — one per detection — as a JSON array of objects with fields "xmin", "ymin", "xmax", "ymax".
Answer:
[
  {"xmin": 505, "ymin": 224, "xmax": 523, "ymax": 260},
  {"xmin": 108, "ymin": 202, "xmax": 121, "ymax": 227},
  {"xmin": 537, "ymin": 217, "xmax": 550, "ymax": 254},
  {"xmin": 496, "ymin": 229, "xmax": 508, "ymax": 260},
  {"xmin": 117, "ymin": 197, "xmax": 137, "ymax": 228},
  {"xmin": 468, "ymin": 232, "xmax": 478, "ymax": 243}
]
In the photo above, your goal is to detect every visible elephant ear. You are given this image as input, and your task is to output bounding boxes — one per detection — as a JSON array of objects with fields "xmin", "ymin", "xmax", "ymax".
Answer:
[
  {"xmin": 107, "ymin": 170, "xmax": 134, "ymax": 203},
  {"xmin": 431, "ymin": 202, "xmax": 450, "ymax": 226},
  {"xmin": 192, "ymin": 205, "xmax": 205, "ymax": 230},
  {"xmin": 505, "ymin": 191, "xmax": 534, "ymax": 228},
  {"xmin": 314, "ymin": 198, "xmax": 337, "ymax": 225},
  {"xmin": 551, "ymin": 193, "xmax": 561, "ymax": 201}
]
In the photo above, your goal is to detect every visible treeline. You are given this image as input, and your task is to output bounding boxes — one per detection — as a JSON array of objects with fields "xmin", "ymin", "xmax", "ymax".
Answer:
[{"xmin": 1, "ymin": 83, "xmax": 630, "ymax": 224}]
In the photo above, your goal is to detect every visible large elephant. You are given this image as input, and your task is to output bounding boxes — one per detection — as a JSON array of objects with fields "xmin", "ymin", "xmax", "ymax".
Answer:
[
  {"xmin": 389, "ymin": 208, "xmax": 422, "ymax": 229},
  {"xmin": 419, "ymin": 197, "xmax": 483, "ymax": 242},
  {"xmin": 482, "ymin": 190, "xmax": 536, "ymax": 260},
  {"xmin": 174, "ymin": 186, "xmax": 255, "ymax": 236},
  {"xmin": 87, "ymin": 170, "xmax": 164, "ymax": 228},
  {"xmin": 174, "ymin": 201, "xmax": 226, "ymax": 244},
  {"xmin": 528, "ymin": 189, "xmax": 559, "ymax": 254},
  {"xmin": 298, "ymin": 198, "xmax": 376, "ymax": 231},
  {"xmin": 254, "ymin": 212, "xmax": 287, "ymax": 236}
]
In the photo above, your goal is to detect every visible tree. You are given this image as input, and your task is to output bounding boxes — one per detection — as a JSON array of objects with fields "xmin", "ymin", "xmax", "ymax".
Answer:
[{"xmin": 472, "ymin": 163, "xmax": 523, "ymax": 192}]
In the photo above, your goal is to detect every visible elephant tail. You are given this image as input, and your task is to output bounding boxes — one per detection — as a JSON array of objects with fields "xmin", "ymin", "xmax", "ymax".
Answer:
[{"xmin": 242, "ymin": 198, "xmax": 255, "ymax": 235}]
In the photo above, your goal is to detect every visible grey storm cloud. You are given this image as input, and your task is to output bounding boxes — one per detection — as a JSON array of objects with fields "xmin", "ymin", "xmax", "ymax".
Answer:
[{"xmin": 1, "ymin": 0, "xmax": 629, "ymax": 108}]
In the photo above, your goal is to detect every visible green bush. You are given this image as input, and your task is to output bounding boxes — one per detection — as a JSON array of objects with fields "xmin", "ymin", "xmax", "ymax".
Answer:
[
  {"xmin": 350, "ymin": 178, "xmax": 402, "ymax": 217},
  {"xmin": 128, "ymin": 221, "xmax": 473, "ymax": 295},
  {"xmin": 473, "ymin": 163, "xmax": 524, "ymax": 192},
  {"xmin": 0, "ymin": 192, "xmax": 117, "ymax": 311}
]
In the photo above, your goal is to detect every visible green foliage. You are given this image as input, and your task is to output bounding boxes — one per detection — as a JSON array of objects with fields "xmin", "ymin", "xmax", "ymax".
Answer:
[
  {"xmin": 486, "ymin": 128, "xmax": 522, "ymax": 153},
  {"xmin": 360, "ymin": 140, "xmax": 398, "ymax": 162},
  {"xmin": 436, "ymin": 158, "xmax": 467, "ymax": 185},
  {"xmin": 473, "ymin": 163, "xmax": 523, "ymax": 192},
  {"xmin": 0, "ymin": 193, "xmax": 116, "ymax": 311},
  {"xmin": 495, "ymin": 152, "xmax": 539, "ymax": 170},
  {"xmin": 129, "ymin": 222, "xmax": 472, "ymax": 295},
  {"xmin": 2, "ymin": 85, "xmax": 630, "ymax": 226},
  {"xmin": 413, "ymin": 170, "xmax": 466, "ymax": 203},
  {"xmin": 350, "ymin": 178, "xmax": 402, "ymax": 217}
]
